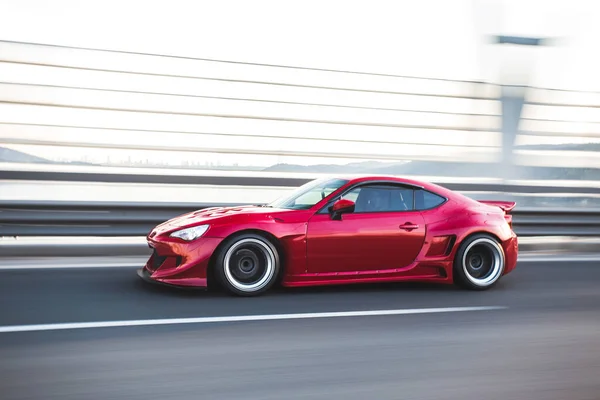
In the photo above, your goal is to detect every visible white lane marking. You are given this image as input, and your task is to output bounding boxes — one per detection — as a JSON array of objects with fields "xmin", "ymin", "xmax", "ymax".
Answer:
[{"xmin": 0, "ymin": 306, "xmax": 506, "ymax": 333}]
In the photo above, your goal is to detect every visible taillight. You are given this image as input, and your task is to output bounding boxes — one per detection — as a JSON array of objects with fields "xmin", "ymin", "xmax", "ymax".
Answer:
[{"xmin": 504, "ymin": 214, "xmax": 513, "ymax": 229}]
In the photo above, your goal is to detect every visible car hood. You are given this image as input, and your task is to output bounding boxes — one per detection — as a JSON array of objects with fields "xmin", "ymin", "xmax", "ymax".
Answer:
[{"xmin": 151, "ymin": 205, "xmax": 289, "ymax": 235}]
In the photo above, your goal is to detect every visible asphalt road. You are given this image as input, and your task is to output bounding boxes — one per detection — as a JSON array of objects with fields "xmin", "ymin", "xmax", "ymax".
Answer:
[{"xmin": 1, "ymin": 258, "xmax": 599, "ymax": 400}]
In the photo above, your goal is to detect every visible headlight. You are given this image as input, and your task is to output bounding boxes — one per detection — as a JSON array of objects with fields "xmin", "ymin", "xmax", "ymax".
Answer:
[{"xmin": 169, "ymin": 224, "xmax": 209, "ymax": 241}]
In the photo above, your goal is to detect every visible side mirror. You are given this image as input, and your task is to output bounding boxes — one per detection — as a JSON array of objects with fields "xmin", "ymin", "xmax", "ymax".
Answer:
[{"xmin": 329, "ymin": 199, "xmax": 355, "ymax": 220}]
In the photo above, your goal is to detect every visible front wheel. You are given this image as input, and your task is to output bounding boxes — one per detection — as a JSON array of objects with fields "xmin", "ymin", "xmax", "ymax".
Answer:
[
  {"xmin": 453, "ymin": 234, "xmax": 505, "ymax": 290},
  {"xmin": 214, "ymin": 233, "xmax": 281, "ymax": 296}
]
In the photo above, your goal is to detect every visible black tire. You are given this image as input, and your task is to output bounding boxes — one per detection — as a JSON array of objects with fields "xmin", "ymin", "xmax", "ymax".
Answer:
[
  {"xmin": 214, "ymin": 233, "xmax": 281, "ymax": 297},
  {"xmin": 453, "ymin": 233, "xmax": 505, "ymax": 291}
]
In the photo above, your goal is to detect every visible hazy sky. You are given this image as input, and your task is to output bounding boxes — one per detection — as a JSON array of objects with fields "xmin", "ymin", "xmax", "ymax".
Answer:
[
  {"xmin": 1, "ymin": 0, "xmax": 596, "ymax": 84},
  {"xmin": 0, "ymin": 0, "xmax": 599, "ymax": 168}
]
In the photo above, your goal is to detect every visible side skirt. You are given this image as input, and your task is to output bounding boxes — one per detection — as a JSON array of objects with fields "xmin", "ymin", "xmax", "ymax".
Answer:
[{"xmin": 282, "ymin": 262, "xmax": 453, "ymax": 287}]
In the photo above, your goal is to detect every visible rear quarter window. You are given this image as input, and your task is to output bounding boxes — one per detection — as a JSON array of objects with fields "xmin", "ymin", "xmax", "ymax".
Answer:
[{"xmin": 416, "ymin": 189, "xmax": 446, "ymax": 210}]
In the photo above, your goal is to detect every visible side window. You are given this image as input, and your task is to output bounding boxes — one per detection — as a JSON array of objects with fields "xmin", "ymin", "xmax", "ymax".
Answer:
[
  {"xmin": 415, "ymin": 189, "xmax": 446, "ymax": 210},
  {"xmin": 343, "ymin": 184, "xmax": 415, "ymax": 213},
  {"xmin": 397, "ymin": 187, "xmax": 414, "ymax": 210},
  {"xmin": 293, "ymin": 190, "xmax": 323, "ymax": 207},
  {"xmin": 294, "ymin": 185, "xmax": 343, "ymax": 208},
  {"xmin": 341, "ymin": 188, "xmax": 361, "ymax": 203}
]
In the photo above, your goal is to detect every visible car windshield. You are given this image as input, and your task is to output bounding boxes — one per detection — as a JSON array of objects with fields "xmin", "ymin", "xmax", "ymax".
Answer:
[{"xmin": 268, "ymin": 178, "xmax": 349, "ymax": 210}]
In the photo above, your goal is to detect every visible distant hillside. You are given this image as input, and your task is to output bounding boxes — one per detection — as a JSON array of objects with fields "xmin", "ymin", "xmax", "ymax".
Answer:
[
  {"xmin": 2, "ymin": 142, "xmax": 598, "ymax": 180},
  {"xmin": 0, "ymin": 147, "xmax": 54, "ymax": 164},
  {"xmin": 0, "ymin": 147, "xmax": 97, "ymax": 166},
  {"xmin": 516, "ymin": 143, "xmax": 600, "ymax": 152},
  {"xmin": 264, "ymin": 160, "xmax": 493, "ymax": 177},
  {"xmin": 264, "ymin": 143, "xmax": 600, "ymax": 180},
  {"xmin": 265, "ymin": 160, "xmax": 600, "ymax": 180},
  {"xmin": 265, "ymin": 160, "xmax": 497, "ymax": 177},
  {"xmin": 263, "ymin": 161, "xmax": 409, "ymax": 174}
]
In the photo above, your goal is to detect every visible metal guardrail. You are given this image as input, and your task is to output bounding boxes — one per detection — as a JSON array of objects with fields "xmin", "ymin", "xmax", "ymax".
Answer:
[
  {"xmin": 2, "ymin": 200, "xmax": 600, "ymax": 237},
  {"xmin": 0, "ymin": 201, "xmax": 226, "ymax": 237}
]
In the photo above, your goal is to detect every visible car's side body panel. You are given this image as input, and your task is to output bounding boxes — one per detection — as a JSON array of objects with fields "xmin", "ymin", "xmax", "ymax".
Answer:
[
  {"xmin": 139, "ymin": 175, "xmax": 518, "ymax": 290},
  {"xmin": 305, "ymin": 211, "xmax": 426, "ymax": 272}
]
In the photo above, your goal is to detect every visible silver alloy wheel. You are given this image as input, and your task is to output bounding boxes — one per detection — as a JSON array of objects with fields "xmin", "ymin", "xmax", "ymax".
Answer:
[
  {"xmin": 461, "ymin": 237, "xmax": 504, "ymax": 287},
  {"xmin": 223, "ymin": 237, "xmax": 276, "ymax": 293}
]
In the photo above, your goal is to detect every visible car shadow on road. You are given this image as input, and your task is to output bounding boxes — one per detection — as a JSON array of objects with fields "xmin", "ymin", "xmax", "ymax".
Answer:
[
  {"xmin": 278, "ymin": 281, "xmax": 460, "ymax": 295},
  {"xmin": 133, "ymin": 276, "xmax": 466, "ymax": 299}
]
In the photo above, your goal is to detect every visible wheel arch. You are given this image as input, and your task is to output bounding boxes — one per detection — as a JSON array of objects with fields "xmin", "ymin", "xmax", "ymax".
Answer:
[
  {"xmin": 451, "ymin": 230, "xmax": 506, "ymax": 289},
  {"xmin": 206, "ymin": 228, "xmax": 286, "ymax": 288},
  {"xmin": 455, "ymin": 230, "xmax": 503, "ymax": 250}
]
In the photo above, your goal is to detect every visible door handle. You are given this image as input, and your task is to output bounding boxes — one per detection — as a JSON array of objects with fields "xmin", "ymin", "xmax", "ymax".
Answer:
[{"xmin": 400, "ymin": 222, "xmax": 419, "ymax": 231}]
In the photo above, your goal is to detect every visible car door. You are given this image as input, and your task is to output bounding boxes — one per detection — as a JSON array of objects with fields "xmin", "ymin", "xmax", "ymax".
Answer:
[{"xmin": 306, "ymin": 183, "xmax": 426, "ymax": 274}]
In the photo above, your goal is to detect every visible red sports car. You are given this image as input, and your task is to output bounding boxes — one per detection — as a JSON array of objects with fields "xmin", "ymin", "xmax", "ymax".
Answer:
[{"xmin": 137, "ymin": 176, "xmax": 518, "ymax": 296}]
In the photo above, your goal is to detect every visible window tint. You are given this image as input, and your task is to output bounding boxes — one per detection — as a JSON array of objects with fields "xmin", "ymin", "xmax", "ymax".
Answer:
[
  {"xmin": 415, "ymin": 189, "xmax": 446, "ymax": 210},
  {"xmin": 269, "ymin": 178, "xmax": 348, "ymax": 210},
  {"xmin": 341, "ymin": 188, "xmax": 361, "ymax": 203},
  {"xmin": 293, "ymin": 186, "xmax": 339, "ymax": 207},
  {"xmin": 342, "ymin": 184, "xmax": 414, "ymax": 213}
]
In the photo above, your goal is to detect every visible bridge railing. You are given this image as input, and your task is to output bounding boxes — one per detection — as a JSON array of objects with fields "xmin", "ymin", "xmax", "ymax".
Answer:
[
  {"xmin": 2, "ymin": 177, "xmax": 600, "ymax": 237},
  {"xmin": 2, "ymin": 200, "xmax": 600, "ymax": 237}
]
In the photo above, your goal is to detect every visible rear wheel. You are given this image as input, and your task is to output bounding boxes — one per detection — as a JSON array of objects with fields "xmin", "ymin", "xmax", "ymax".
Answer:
[
  {"xmin": 453, "ymin": 234, "xmax": 505, "ymax": 290},
  {"xmin": 214, "ymin": 233, "xmax": 281, "ymax": 296}
]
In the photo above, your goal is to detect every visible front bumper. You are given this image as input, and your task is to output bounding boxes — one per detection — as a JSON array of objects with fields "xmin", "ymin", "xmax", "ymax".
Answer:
[
  {"xmin": 137, "ymin": 267, "xmax": 165, "ymax": 286},
  {"xmin": 138, "ymin": 235, "xmax": 223, "ymax": 288}
]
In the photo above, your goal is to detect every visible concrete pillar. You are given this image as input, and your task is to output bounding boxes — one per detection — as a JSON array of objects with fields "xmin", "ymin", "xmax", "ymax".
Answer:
[{"xmin": 500, "ymin": 85, "xmax": 526, "ymax": 180}]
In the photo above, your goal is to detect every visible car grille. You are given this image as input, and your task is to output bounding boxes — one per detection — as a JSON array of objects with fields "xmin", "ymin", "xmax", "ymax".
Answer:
[{"xmin": 150, "ymin": 249, "xmax": 167, "ymax": 271}]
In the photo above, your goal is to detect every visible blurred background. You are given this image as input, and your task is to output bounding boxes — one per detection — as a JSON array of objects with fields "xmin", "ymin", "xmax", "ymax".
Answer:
[
  {"xmin": 1, "ymin": 0, "xmax": 600, "ymax": 213},
  {"xmin": 2, "ymin": 2, "xmax": 600, "ymax": 400}
]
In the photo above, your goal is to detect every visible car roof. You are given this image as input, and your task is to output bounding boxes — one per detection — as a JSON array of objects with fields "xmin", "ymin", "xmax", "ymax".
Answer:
[
  {"xmin": 329, "ymin": 174, "xmax": 463, "ymax": 201},
  {"xmin": 338, "ymin": 174, "xmax": 445, "ymax": 190}
]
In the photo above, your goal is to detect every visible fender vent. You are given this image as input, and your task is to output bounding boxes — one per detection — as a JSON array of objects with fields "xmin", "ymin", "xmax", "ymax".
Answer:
[
  {"xmin": 426, "ymin": 235, "xmax": 456, "ymax": 257},
  {"xmin": 445, "ymin": 236, "xmax": 456, "ymax": 255}
]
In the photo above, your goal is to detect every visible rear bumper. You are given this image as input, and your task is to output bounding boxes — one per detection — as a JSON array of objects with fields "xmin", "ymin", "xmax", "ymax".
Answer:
[{"xmin": 503, "ymin": 232, "xmax": 519, "ymax": 275}]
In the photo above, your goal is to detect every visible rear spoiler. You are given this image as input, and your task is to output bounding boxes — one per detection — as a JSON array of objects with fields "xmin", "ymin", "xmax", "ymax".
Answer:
[
  {"xmin": 478, "ymin": 200, "xmax": 516, "ymax": 213},
  {"xmin": 478, "ymin": 200, "xmax": 516, "ymax": 228}
]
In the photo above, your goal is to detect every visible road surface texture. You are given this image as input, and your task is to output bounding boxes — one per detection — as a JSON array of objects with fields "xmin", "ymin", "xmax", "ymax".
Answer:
[{"xmin": 0, "ymin": 258, "xmax": 599, "ymax": 400}]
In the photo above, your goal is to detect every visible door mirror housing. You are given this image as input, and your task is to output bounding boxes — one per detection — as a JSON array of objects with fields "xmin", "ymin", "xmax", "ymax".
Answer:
[{"xmin": 329, "ymin": 199, "xmax": 355, "ymax": 220}]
